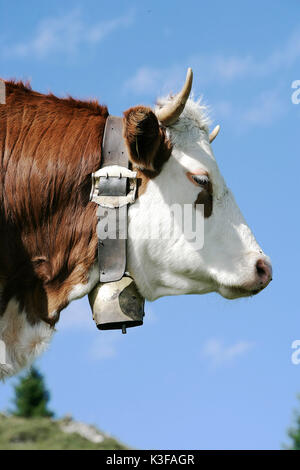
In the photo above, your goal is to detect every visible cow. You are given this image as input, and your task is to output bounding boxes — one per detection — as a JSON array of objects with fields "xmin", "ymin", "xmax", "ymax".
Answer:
[{"xmin": 0, "ymin": 69, "xmax": 272, "ymax": 380}]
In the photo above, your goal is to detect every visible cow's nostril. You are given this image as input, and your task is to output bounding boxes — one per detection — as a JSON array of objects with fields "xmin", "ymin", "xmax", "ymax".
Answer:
[
  {"xmin": 256, "ymin": 262, "xmax": 266, "ymax": 277},
  {"xmin": 256, "ymin": 259, "xmax": 272, "ymax": 285}
]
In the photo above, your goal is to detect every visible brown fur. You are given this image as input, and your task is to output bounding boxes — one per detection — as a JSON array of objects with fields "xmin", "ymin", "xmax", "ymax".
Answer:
[
  {"xmin": 0, "ymin": 80, "xmax": 108, "ymax": 325},
  {"xmin": 123, "ymin": 106, "xmax": 172, "ymax": 179},
  {"xmin": 194, "ymin": 181, "xmax": 213, "ymax": 218}
]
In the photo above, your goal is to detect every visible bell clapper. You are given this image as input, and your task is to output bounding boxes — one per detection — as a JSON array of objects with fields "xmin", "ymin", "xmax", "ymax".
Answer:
[{"xmin": 122, "ymin": 324, "xmax": 127, "ymax": 334}]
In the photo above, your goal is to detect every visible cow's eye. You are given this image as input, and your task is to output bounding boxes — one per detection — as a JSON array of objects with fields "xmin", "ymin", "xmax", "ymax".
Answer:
[{"xmin": 191, "ymin": 174, "xmax": 209, "ymax": 186}]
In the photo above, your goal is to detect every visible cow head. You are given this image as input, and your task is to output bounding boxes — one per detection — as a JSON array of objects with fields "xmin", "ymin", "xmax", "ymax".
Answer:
[{"xmin": 123, "ymin": 69, "xmax": 272, "ymax": 301}]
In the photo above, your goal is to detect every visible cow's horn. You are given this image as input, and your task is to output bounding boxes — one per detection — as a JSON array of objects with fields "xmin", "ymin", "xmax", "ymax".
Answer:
[
  {"xmin": 156, "ymin": 68, "xmax": 193, "ymax": 126},
  {"xmin": 209, "ymin": 125, "xmax": 220, "ymax": 143}
]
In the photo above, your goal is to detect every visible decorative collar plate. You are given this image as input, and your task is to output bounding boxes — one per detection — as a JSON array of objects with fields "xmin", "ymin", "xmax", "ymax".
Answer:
[{"xmin": 90, "ymin": 165, "xmax": 137, "ymax": 209}]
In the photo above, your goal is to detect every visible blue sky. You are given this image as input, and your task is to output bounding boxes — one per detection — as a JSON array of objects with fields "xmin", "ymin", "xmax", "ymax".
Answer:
[{"xmin": 0, "ymin": 0, "xmax": 300, "ymax": 450}]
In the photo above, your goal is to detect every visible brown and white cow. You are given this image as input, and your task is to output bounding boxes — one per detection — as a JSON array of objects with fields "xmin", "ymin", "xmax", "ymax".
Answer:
[{"xmin": 0, "ymin": 70, "xmax": 272, "ymax": 379}]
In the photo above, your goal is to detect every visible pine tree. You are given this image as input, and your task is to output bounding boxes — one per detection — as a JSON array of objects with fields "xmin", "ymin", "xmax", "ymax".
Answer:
[
  {"xmin": 287, "ymin": 395, "xmax": 300, "ymax": 450},
  {"xmin": 12, "ymin": 366, "xmax": 54, "ymax": 418}
]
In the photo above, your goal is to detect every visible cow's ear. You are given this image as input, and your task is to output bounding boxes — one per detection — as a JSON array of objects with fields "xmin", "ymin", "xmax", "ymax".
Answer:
[{"xmin": 123, "ymin": 106, "xmax": 172, "ymax": 172}]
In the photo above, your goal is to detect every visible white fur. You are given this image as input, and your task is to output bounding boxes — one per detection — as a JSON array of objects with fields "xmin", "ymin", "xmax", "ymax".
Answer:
[
  {"xmin": 0, "ymin": 265, "xmax": 99, "ymax": 381},
  {"xmin": 127, "ymin": 97, "xmax": 271, "ymax": 300},
  {"xmin": 68, "ymin": 263, "xmax": 99, "ymax": 302},
  {"xmin": 0, "ymin": 265, "xmax": 99, "ymax": 380},
  {"xmin": 0, "ymin": 299, "xmax": 53, "ymax": 381}
]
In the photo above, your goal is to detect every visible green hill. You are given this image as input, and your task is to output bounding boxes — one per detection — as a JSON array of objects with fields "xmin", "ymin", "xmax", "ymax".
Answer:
[{"xmin": 0, "ymin": 413, "xmax": 127, "ymax": 450}]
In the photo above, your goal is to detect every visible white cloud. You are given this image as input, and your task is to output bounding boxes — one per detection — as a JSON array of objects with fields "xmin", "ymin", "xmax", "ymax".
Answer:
[
  {"xmin": 123, "ymin": 64, "xmax": 186, "ymax": 98},
  {"xmin": 209, "ymin": 85, "xmax": 287, "ymax": 132},
  {"xmin": 260, "ymin": 29, "xmax": 300, "ymax": 72},
  {"xmin": 86, "ymin": 13, "xmax": 133, "ymax": 44},
  {"xmin": 58, "ymin": 297, "xmax": 121, "ymax": 360},
  {"xmin": 202, "ymin": 338, "xmax": 254, "ymax": 367},
  {"xmin": 89, "ymin": 332, "xmax": 121, "ymax": 360},
  {"xmin": 211, "ymin": 100, "xmax": 233, "ymax": 120},
  {"xmin": 241, "ymin": 88, "xmax": 286, "ymax": 129},
  {"xmin": 55, "ymin": 295, "xmax": 157, "ymax": 360},
  {"xmin": 124, "ymin": 67, "xmax": 162, "ymax": 95},
  {"xmin": 125, "ymin": 64, "xmax": 285, "ymax": 130},
  {"xmin": 144, "ymin": 306, "xmax": 158, "ymax": 325},
  {"xmin": 196, "ymin": 29, "xmax": 300, "ymax": 82},
  {"xmin": 58, "ymin": 298, "xmax": 122, "ymax": 361},
  {"xmin": 124, "ymin": 27, "xmax": 300, "ymax": 96},
  {"xmin": 58, "ymin": 297, "xmax": 94, "ymax": 332},
  {"xmin": 2, "ymin": 9, "xmax": 134, "ymax": 59}
]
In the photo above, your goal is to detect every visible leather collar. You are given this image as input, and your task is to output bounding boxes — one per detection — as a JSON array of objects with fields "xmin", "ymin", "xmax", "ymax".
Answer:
[{"xmin": 90, "ymin": 116, "xmax": 137, "ymax": 283}]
